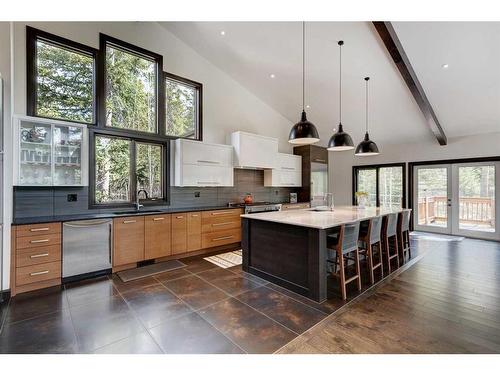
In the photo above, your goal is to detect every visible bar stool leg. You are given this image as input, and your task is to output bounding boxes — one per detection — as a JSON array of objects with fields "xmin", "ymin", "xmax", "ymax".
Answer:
[
  {"xmin": 338, "ymin": 250, "xmax": 347, "ymax": 300},
  {"xmin": 367, "ymin": 244, "xmax": 375, "ymax": 284},
  {"xmin": 377, "ymin": 241, "xmax": 384, "ymax": 279},
  {"xmin": 393, "ymin": 236, "xmax": 400, "ymax": 269},
  {"xmin": 406, "ymin": 230, "xmax": 411, "ymax": 259},
  {"xmin": 384, "ymin": 235, "xmax": 391, "ymax": 274},
  {"xmin": 398, "ymin": 231, "xmax": 405, "ymax": 265},
  {"xmin": 355, "ymin": 248, "xmax": 362, "ymax": 291}
]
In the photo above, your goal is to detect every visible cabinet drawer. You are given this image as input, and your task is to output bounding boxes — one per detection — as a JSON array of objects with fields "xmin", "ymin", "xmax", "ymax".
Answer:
[
  {"xmin": 16, "ymin": 233, "xmax": 61, "ymax": 249},
  {"xmin": 202, "ymin": 228, "xmax": 241, "ymax": 249},
  {"xmin": 201, "ymin": 209, "xmax": 242, "ymax": 221},
  {"xmin": 202, "ymin": 216, "xmax": 240, "ymax": 233},
  {"xmin": 16, "ymin": 261, "xmax": 61, "ymax": 286},
  {"xmin": 16, "ymin": 245, "xmax": 61, "ymax": 267},
  {"xmin": 16, "ymin": 222, "xmax": 61, "ymax": 237}
]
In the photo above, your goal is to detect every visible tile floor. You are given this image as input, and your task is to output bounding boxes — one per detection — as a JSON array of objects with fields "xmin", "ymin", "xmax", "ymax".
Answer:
[{"xmin": 0, "ymin": 240, "xmax": 424, "ymax": 354}]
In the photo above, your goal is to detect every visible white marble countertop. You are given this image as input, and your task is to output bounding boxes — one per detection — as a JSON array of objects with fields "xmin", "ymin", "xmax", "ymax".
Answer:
[{"xmin": 241, "ymin": 206, "xmax": 410, "ymax": 229}]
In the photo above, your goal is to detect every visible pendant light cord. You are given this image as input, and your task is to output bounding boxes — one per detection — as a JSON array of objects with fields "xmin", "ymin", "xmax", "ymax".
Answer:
[
  {"xmin": 365, "ymin": 77, "xmax": 369, "ymax": 133},
  {"xmin": 302, "ymin": 21, "xmax": 305, "ymax": 111},
  {"xmin": 338, "ymin": 41, "xmax": 343, "ymax": 123}
]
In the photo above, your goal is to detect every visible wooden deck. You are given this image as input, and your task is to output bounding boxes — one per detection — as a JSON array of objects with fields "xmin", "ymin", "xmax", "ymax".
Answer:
[{"xmin": 278, "ymin": 235, "xmax": 500, "ymax": 353}]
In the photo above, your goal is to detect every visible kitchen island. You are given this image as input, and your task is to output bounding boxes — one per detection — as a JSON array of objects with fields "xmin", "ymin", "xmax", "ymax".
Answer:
[{"xmin": 241, "ymin": 206, "xmax": 407, "ymax": 302}]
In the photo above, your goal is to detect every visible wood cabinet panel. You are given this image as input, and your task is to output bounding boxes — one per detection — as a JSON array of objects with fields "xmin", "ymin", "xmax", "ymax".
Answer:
[
  {"xmin": 171, "ymin": 214, "xmax": 187, "ymax": 255},
  {"xmin": 16, "ymin": 244, "xmax": 61, "ymax": 268},
  {"xmin": 201, "ymin": 209, "xmax": 242, "ymax": 222},
  {"xmin": 16, "ymin": 261, "xmax": 61, "ymax": 286},
  {"xmin": 113, "ymin": 216, "xmax": 145, "ymax": 266},
  {"xmin": 145, "ymin": 214, "xmax": 172, "ymax": 260},
  {"xmin": 202, "ymin": 228, "xmax": 241, "ymax": 249},
  {"xmin": 16, "ymin": 222, "xmax": 61, "ymax": 237},
  {"xmin": 16, "ymin": 233, "xmax": 61, "ymax": 249},
  {"xmin": 187, "ymin": 212, "xmax": 202, "ymax": 251},
  {"xmin": 202, "ymin": 215, "xmax": 240, "ymax": 233}
]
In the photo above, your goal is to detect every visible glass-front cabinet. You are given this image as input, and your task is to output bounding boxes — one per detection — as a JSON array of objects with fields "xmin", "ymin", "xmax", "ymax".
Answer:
[{"xmin": 14, "ymin": 116, "xmax": 88, "ymax": 186}]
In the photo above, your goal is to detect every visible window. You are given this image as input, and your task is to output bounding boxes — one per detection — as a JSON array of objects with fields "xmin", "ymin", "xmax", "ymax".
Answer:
[
  {"xmin": 92, "ymin": 133, "xmax": 167, "ymax": 206},
  {"xmin": 353, "ymin": 163, "xmax": 406, "ymax": 209},
  {"xmin": 165, "ymin": 73, "xmax": 202, "ymax": 139},
  {"xmin": 27, "ymin": 27, "xmax": 97, "ymax": 124},
  {"xmin": 100, "ymin": 34, "xmax": 163, "ymax": 134}
]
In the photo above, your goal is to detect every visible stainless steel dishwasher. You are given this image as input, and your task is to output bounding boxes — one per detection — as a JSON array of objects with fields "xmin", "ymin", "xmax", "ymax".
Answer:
[{"xmin": 63, "ymin": 219, "xmax": 113, "ymax": 281}]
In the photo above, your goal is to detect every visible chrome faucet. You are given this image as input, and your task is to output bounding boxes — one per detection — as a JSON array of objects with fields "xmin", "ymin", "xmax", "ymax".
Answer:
[{"xmin": 135, "ymin": 189, "xmax": 149, "ymax": 211}]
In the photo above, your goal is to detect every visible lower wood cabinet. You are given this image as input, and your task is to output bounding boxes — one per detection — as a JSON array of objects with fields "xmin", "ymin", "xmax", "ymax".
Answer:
[
  {"xmin": 187, "ymin": 212, "xmax": 202, "ymax": 251},
  {"xmin": 145, "ymin": 214, "xmax": 172, "ymax": 260},
  {"xmin": 201, "ymin": 228, "xmax": 241, "ymax": 248},
  {"xmin": 113, "ymin": 216, "xmax": 145, "ymax": 266},
  {"xmin": 171, "ymin": 214, "xmax": 188, "ymax": 255}
]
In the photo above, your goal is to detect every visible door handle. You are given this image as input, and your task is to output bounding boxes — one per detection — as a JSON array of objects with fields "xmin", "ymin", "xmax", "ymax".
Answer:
[
  {"xmin": 122, "ymin": 220, "xmax": 137, "ymax": 224},
  {"xmin": 153, "ymin": 217, "xmax": 165, "ymax": 221}
]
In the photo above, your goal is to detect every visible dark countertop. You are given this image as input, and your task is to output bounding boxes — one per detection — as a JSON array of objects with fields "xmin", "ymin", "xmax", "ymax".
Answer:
[{"xmin": 12, "ymin": 205, "xmax": 237, "ymax": 225}]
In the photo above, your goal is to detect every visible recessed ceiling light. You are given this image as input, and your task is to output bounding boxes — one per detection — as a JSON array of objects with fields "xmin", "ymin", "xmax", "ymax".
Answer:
[
  {"xmin": 220, "ymin": 30, "xmax": 225, "ymax": 36},
  {"xmin": 442, "ymin": 64, "xmax": 449, "ymax": 69},
  {"xmin": 306, "ymin": 105, "xmax": 310, "ymax": 109},
  {"xmin": 270, "ymin": 74, "xmax": 276, "ymax": 79}
]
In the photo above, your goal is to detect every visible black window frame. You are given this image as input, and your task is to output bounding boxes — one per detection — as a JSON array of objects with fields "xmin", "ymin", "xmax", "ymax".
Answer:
[
  {"xmin": 352, "ymin": 163, "xmax": 407, "ymax": 208},
  {"xmin": 89, "ymin": 129, "xmax": 170, "ymax": 209},
  {"xmin": 97, "ymin": 33, "xmax": 165, "ymax": 138},
  {"xmin": 26, "ymin": 26, "xmax": 98, "ymax": 126},
  {"xmin": 164, "ymin": 72, "xmax": 203, "ymax": 141}
]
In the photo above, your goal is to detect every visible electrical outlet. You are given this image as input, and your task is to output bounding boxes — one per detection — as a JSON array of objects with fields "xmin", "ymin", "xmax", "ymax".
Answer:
[
  {"xmin": 67, "ymin": 194, "xmax": 78, "ymax": 202},
  {"xmin": 275, "ymin": 190, "xmax": 279, "ymax": 195},
  {"xmin": 194, "ymin": 191, "xmax": 200, "ymax": 198}
]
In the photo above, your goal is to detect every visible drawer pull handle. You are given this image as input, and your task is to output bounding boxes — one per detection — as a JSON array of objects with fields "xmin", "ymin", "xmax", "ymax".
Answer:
[
  {"xmin": 191, "ymin": 214, "xmax": 199, "ymax": 217},
  {"xmin": 30, "ymin": 227, "xmax": 50, "ymax": 232},
  {"xmin": 211, "ymin": 212, "xmax": 229, "ymax": 216},
  {"xmin": 213, "ymin": 235, "xmax": 234, "ymax": 241},
  {"xmin": 197, "ymin": 160, "xmax": 220, "ymax": 164},
  {"xmin": 30, "ymin": 270, "xmax": 49, "ymax": 276},
  {"xmin": 212, "ymin": 222, "xmax": 231, "ymax": 227},
  {"xmin": 123, "ymin": 220, "xmax": 136, "ymax": 224},
  {"xmin": 153, "ymin": 217, "xmax": 165, "ymax": 221},
  {"xmin": 30, "ymin": 239, "xmax": 49, "ymax": 244},
  {"xmin": 281, "ymin": 167, "xmax": 295, "ymax": 170},
  {"xmin": 30, "ymin": 253, "xmax": 49, "ymax": 258},
  {"xmin": 314, "ymin": 159, "xmax": 326, "ymax": 162},
  {"xmin": 176, "ymin": 216, "xmax": 184, "ymax": 219}
]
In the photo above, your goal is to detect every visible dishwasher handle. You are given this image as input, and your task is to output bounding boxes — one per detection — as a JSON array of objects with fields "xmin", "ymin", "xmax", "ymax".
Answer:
[{"xmin": 63, "ymin": 219, "xmax": 113, "ymax": 228}]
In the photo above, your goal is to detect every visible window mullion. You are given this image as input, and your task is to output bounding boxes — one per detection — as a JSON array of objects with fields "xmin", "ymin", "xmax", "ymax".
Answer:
[{"xmin": 130, "ymin": 140, "xmax": 138, "ymax": 204}]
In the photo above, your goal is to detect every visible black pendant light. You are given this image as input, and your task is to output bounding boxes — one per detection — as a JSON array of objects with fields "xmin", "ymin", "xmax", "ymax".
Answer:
[
  {"xmin": 327, "ymin": 40, "xmax": 354, "ymax": 151},
  {"xmin": 288, "ymin": 22, "xmax": 320, "ymax": 145},
  {"xmin": 355, "ymin": 77, "xmax": 380, "ymax": 156}
]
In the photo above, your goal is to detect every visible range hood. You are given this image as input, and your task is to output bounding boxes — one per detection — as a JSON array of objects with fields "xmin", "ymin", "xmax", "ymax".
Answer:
[{"xmin": 228, "ymin": 131, "xmax": 278, "ymax": 170}]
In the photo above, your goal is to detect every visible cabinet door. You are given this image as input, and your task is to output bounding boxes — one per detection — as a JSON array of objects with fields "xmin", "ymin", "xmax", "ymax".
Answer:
[
  {"xmin": 180, "ymin": 164, "xmax": 233, "ymax": 187},
  {"xmin": 145, "ymin": 214, "xmax": 171, "ymax": 260},
  {"xmin": 171, "ymin": 214, "xmax": 187, "ymax": 255},
  {"xmin": 187, "ymin": 212, "xmax": 202, "ymax": 251},
  {"xmin": 181, "ymin": 140, "xmax": 232, "ymax": 167},
  {"xmin": 113, "ymin": 217, "xmax": 145, "ymax": 266},
  {"xmin": 278, "ymin": 153, "xmax": 301, "ymax": 172},
  {"xmin": 53, "ymin": 125, "xmax": 83, "ymax": 186}
]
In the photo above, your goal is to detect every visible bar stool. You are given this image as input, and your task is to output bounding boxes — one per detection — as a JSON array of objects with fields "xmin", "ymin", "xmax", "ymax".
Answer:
[
  {"xmin": 397, "ymin": 209, "xmax": 412, "ymax": 264},
  {"xmin": 327, "ymin": 222, "xmax": 362, "ymax": 300},
  {"xmin": 382, "ymin": 213, "xmax": 400, "ymax": 274},
  {"xmin": 358, "ymin": 217, "xmax": 384, "ymax": 284}
]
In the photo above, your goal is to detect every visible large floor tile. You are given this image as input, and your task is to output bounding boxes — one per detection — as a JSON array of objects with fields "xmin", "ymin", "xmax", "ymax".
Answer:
[
  {"xmin": 237, "ymin": 286, "xmax": 327, "ymax": 334},
  {"xmin": 0, "ymin": 310, "xmax": 77, "ymax": 354},
  {"xmin": 6, "ymin": 286, "xmax": 68, "ymax": 324},
  {"xmin": 198, "ymin": 298, "xmax": 297, "ymax": 354},
  {"xmin": 110, "ymin": 274, "xmax": 161, "ymax": 294},
  {"xmin": 197, "ymin": 268, "xmax": 263, "ymax": 296},
  {"xmin": 164, "ymin": 274, "xmax": 228, "ymax": 310},
  {"xmin": 182, "ymin": 257, "xmax": 219, "ymax": 274},
  {"xmin": 149, "ymin": 312, "xmax": 243, "ymax": 354},
  {"xmin": 65, "ymin": 276, "xmax": 117, "ymax": 307},
  {"xmin": 154, "ymin": 268, "xmax": 192, "ymax": 283},
  {"xmin": 121, "ymin": 284, "xmax": 193, "ymax": 328},
  {"xmin": 93, "ymin": 332, "xmax": 162, "ymax": 354},
  {"xmin": 70, "ymin": 295, "xmax": 144, "ymax": 352}
]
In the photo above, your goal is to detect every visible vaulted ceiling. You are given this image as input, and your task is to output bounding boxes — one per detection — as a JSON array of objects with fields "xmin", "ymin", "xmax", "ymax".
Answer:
[{"xmin": 160, "ymin": 22, "xmax": 500, "ymax": 147}]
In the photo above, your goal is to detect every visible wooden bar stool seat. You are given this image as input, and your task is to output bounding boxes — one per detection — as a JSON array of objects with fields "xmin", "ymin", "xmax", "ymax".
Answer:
[
  {"xmin": 327, "ymin": 222, "xmax": 362, "ymax": 300},
  {"xmin": 382, "ymin": 213, "xmax": 400, "ymax": 274},
  {"xmin": 358, "ymin": 217, "xmax": 384, "ymax": 284},
  {"xmin": 397, "ymin": 209, "xmax": 412, "ymax": 264}
]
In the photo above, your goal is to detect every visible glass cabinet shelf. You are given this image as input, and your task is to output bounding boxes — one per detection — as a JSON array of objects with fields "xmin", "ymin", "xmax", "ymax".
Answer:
[{"xmin": 14, "ymin": 115, "xmax": 88, "ymax": 186}]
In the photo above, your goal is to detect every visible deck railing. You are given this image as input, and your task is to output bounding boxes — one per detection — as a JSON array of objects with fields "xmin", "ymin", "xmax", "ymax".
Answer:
[{"xmin": 418, "ymin": 196, "xmax": 495, "ymax": 226}]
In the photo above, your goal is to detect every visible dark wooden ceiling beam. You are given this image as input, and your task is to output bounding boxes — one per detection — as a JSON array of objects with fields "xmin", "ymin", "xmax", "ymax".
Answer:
[{"xmin": 373, "ymin": 21, "xmax": 447, "ymax": 145}]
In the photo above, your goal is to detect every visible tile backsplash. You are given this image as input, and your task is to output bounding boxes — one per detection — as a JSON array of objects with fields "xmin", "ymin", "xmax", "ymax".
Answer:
[{"xmin": 13, "ymin": 169, "xmax": 297, "ymax": 218}]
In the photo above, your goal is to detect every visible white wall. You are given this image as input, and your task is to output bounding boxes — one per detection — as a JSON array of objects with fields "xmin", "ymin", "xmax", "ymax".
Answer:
[
  {"xmin": 1, "ymin": 21, "xmax": 294, "ymax": 290},
  {"xmin": 330, "ymin": 131, "xmax": 500, "ymax": 207}
]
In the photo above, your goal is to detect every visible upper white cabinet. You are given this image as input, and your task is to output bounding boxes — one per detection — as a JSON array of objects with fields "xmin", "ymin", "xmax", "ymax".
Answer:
[
  {"xmin": 13, "ymin": 116, "xmax": 88, "ymax": 186},
  {"xmin": 174, "ymin": 138, "xmax": 234, "ymax": 187},
  {"xmin": 264, "ymin": 153, "xmax": 302, "ymax": 187},
  {"xmin": 229, "ymin": 131, "xmax": 278, "ymax": 169}
]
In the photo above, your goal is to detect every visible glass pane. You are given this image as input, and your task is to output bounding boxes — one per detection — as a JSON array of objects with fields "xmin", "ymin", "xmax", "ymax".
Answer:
[
  {"xmin": 54, "ymin": 126, "xmax": 82, "ymax": 185},
  {"xmin": 311, "ymin": 162, "xmax": 328, "ymax": 205},
  {"xmin": 105, "ymin": 45, "xmax": 156, "ymax": 133},
  {"xmin": 357, "ymin": 169, "xmax": 377, "ymax": 207},
  {"xmin": 136, "ymin": 143, "xmax": 163, "ymax": 200},
  {"xmin": 458, "ymin": 166, "xmax": 495, "ymax": 232},
  {"xmin": 417, "ymin": 168, "xmax": 448, "ymax": 227},
  {"xmin": 19, "ymin": 120, "xmax": 52, "ymax": 185},
  {"xmin": 165, "ymin": 78, "xmax": 197, "ymax": 138},
  {"xmin": 95, "ymin": 136, "xmax": 131, "ymax": 203},
  {"xmin": 379, "ymin": 167, "xmax": 403, "ymax": 210},
  {"xmin": 36, "ymin": 40, "xmax": 94, "ymax": 123}
]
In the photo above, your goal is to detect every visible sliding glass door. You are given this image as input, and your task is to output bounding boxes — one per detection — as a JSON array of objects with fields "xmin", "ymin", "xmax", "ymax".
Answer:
[
  {"xmin": 353, "ymin": 164, "xmax": 405, "ymax": 209},
  {"xmin": 413, "ymin": 161, "xmax": 500, "ymax": 240}
]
